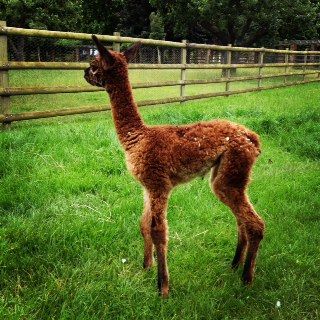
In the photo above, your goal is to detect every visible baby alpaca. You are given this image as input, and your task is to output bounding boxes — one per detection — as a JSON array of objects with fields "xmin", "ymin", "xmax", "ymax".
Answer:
[{"xmin": 84, "ymin": 35, "xmax": 265, "ymax": 298}]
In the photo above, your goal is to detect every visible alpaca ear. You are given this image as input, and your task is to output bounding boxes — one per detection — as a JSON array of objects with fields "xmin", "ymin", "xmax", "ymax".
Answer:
[
  {"xmin": 92, "ymin": 35, "xmax": 115, "ymax": 68},
  {"xmin": 123, "ymin": 41, "xmax": 142, "ymax": 62}
]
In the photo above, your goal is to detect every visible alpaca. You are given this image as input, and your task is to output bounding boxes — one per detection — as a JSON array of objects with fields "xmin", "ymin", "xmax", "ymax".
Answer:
[{"xmin": 84, "ymin": 35, "xmax": 265, "ymax": 298}]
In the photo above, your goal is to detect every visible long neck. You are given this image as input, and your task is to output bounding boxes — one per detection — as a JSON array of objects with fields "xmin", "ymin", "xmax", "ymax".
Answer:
[{"xmin": 106, "ymin": 72, "xmax": 144, "ymax": 144}]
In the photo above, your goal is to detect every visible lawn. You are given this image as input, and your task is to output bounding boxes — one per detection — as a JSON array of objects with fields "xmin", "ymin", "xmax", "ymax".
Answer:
[
  {"xmin": 8, "ymin": 67, "xmax": 319, "ymax": 113},
  {"xmin": 0, "ymin": 76, "xmax": 320, "ymax": 319}
]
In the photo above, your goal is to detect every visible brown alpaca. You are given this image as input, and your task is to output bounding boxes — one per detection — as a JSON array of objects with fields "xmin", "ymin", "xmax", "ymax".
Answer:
[{"xmin": 84, "ymin": 35, "xmax": 265, "ymax": 298}]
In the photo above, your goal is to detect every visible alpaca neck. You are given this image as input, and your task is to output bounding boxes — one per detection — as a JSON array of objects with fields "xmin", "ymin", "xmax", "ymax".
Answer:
[{"xmin": 107, "ymin": 77, "xmax": 144, "ymax": 143}]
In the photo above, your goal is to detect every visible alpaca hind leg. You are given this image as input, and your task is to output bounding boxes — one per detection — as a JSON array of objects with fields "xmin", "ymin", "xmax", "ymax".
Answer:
[
  {"xmin": 242, "ymin": 216, "xmax": 265, "ymax": 284},
  {"xmin": 140, "ymin": 190, "xmax": 153, "ymax": 269},
  {"xmin": 231, "ymin": 221, "xmax": 248, "ymax": 269},
  {"xmin": 149, "ymin": 192, "xmax": 170, "ymax": 298},
  {"xmin": 211, "ymin": 148, "xmax": 265, "ymax": 284},
  {"xmin": 211, "ymin": 160, "xmax": 248, "ymax": 269}
]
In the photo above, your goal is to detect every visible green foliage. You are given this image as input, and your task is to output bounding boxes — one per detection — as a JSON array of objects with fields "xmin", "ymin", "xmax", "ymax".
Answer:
[
  {"xmin": 82, "ymin": 0, "xmax": 153, "ymax": 37},
  {"xmin": 81, "ymin": 0, "xmax": 122, "ymax": 35},
  {"xmin": 0, "ymin": 0, "xmax": 83, "ymax": 61},
  {"xmin": 0, "ymin": 0, "xmax": 82, "ymax": 31},
  {"xmin": 149, "ymin": 12, "xmax": 166, "ymax": 40},
  {"xmin": 117, "ymin": 0, "xmax": 153, "ymax": 37},
  {"xmin": 150, "ymin": 0, "xmax": 319, "ymax": 46},
  {"xmin": 1, "ymin": 0, "xmax": 319, "ymax": 46}
]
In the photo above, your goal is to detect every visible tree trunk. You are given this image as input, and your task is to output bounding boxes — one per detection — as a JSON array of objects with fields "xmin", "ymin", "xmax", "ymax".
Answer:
[
  {"xmin": 9, "ymin": 37, "xmax": 26, "ymax": 61},
  {"xmin": 157, "ymin": 47, "xmax": 161, "ymax": 64}
]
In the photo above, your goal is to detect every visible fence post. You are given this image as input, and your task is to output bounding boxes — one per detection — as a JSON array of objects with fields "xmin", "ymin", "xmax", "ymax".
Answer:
[
  {"xmin": 284, "ymin": 48, "xmax": 289, "ymax": 84},
  {"xmin": 206, "ymin": 48, "xmax": 210, "ymax": 64},
  {"xmin": 303, "ymin": 49, "xmax": 307, "ymax": 82},
  {"xmin": 225, "ymin": 44, "xmax": 232, "ymax": 94},
  {"xmin": 0, "ymin": 21, "xmax": 10, "ymax": 128},
  {"xmin": 180, "ymin": 40, "xmax": 187, "ymax": 103},
  {"xmin": 258, "ymin": 47, "xmax": 264, "ymax": 88},
  {"xmin": 113, "ymin": 32, "xmax": 121, "ymax": 52}
]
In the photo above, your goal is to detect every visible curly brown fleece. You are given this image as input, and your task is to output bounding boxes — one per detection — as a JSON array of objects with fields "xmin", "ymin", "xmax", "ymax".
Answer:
[{"xmin": 84, "ymin": 35, "xmax": 265, "ymax": 298}]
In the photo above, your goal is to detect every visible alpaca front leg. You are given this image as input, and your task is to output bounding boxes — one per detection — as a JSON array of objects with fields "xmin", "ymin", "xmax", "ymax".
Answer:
[
  {"xmin": 151, "ymin": 216, "xmax": 169, "ymax": 298},
  {"xmin": 140, "ymin": 191, "xmax": 154, "ymax": 269},
  {"xmin": 140, "ymin": 214, "xmax": 154, "ymax": 269},
  {"xmin": 149, "ymin": 192, "xmax": 170, "ymax": 298}
]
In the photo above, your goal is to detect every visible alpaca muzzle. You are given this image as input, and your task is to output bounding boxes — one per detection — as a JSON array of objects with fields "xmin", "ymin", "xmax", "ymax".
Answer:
[{"xmin": 84, "ymin": 67, "xmax": 104, "ymax": 87}]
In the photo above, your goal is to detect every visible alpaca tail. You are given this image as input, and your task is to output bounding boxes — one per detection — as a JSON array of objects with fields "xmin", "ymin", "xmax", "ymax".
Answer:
[{"xmin": 245, "ymin": 131, "xmax": 261, "ymax": 156}]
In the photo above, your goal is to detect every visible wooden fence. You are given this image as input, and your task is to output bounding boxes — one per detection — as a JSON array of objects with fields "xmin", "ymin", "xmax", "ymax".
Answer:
[{"xmin": 1, "ymin": 21, "xmax": 320, "ymax": 125}]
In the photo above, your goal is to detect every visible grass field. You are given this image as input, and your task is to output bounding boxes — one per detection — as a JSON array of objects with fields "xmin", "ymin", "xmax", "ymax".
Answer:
[
  {"xmin": 0, "ymin": 71, "xmax": 320, "ymax": 319},
  {"xmin": 8, "ymin": 67, "xmax": 319, "ymax": 113}
]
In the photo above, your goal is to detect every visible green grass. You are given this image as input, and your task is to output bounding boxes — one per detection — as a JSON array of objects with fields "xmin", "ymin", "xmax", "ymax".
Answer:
[
  {"xmin": 9, "ymin": 67, "xmax": 319, "ymax": 113},
  {"xmin": 1, "ymin": 72, "xmax": 320, "ymax": 319}
]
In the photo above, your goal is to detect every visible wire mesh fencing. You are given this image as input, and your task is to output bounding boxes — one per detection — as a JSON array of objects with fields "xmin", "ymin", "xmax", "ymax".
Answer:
[
  {"xmin": 8, "ymin": 35, "xmax": 99, "ymax": 62},
  {"xmin": 10, "ymin": 35, "xmax": 320, "ymax": 65},
  {"xmin": 1, "ymin": 25, "xmax": 320, "ymax": 125},
  {"xmin": 7, "ymin": 36, "xmax": 184, "ymax": 64}
]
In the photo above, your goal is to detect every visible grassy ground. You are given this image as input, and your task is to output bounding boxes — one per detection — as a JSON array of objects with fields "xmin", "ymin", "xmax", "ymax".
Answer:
[
  {"xmin": 9, "ymin": 67, "xmax": 319, "ymax": 113},
  {"xmin": 0, "ymin": 76, "xmax": 320, "ymax": 319}
]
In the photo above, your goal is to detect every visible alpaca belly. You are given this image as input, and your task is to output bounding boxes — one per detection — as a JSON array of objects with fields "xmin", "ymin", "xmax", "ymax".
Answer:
[
  {"xmin": 172, "ymin": 162, "xmax": 213, "ymax": 184},
  {"xmin": 171, "ymin": 146, "xmax": 225, "ymax": 185}
]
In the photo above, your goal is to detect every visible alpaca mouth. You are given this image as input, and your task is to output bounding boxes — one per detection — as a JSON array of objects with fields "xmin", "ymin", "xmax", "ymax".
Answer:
[{"xmin": 83, "ymin": 68, "xmax": 91, "ymax": 83}]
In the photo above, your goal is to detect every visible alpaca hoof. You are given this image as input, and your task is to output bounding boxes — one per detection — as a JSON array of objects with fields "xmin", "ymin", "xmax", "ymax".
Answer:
[
  {"xmin": 160, "ymin": 287, "xmax": 169, "ymax": 299},
  {"xmin": 242, "ymin": 273, "xmax": 253, "ymax": 286},
  {"xmin": 231, "ymin": 260, "xmax": 240, "ymax": 270},
  {"xmin": 158, "ymin": 279, "xmax": 169, "ymax": 298},
  {"xmin": 143, "ymin": 260, "xmax": 153, "ymax": 270}
]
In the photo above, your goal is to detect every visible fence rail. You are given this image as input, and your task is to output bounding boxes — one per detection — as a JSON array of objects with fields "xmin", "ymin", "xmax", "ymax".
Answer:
[
  {"xmin": 1, "ymin": 22, "xmax": 320, "ymax": 125},
  {"xmin": 2, "ymin": 62, "xmax": 320, "ymax": 70},
  {"xmin": 1, "ymin": 71, "xmax": 319, "ymax": 97},
  {"xmin": 3, "ymin": 25, "xmax": 320, "ymax": 55}
]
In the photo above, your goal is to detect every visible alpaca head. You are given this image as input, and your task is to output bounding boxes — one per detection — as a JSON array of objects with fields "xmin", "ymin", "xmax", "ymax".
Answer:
[{"xmin": 84, "ymin": 35, "xmax": 141, "ymax": 88}]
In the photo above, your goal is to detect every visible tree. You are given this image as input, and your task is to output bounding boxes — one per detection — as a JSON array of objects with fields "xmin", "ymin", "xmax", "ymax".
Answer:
[
  {"xmin": 0, "ymin": 0, "xmax": 83, "ymax": 60},
  {"xmin": 117, "ymin": 0, "xmax": 153, "ymax": 37},
  {"xmin": 81, "ymin": 0, "xmax": 122, "ymax": 35},
  {"xmin": 82, "ymin": 0, "xmax": 152, "ymax": 38},
  {"xmin": 0, "ymin": 0, "xmax": 82, "ymax": 30},
  {"xmin": 149, "ymin": 12, "xmax": 166, "ymax": 40},
  {"xmin": 270, "ymin": 0, "xmax": 318, "ymax": 45},
  {"xmin": 150, "ymin": 0, "xmax": 319, "ymax": 46},
  {"xmin": 149, "ymin": 12, "xmax": 166, "ymax": 63}
]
